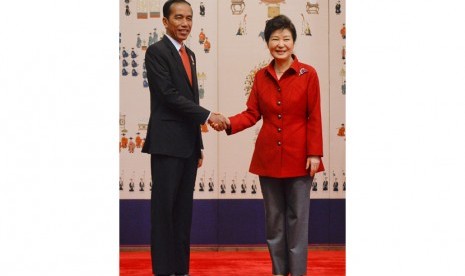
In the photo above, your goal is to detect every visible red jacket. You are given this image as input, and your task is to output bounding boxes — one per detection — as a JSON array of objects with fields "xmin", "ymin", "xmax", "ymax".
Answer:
[{"xmin": 228, "ymin": 56, "xmax": 324, "ymax": 178}]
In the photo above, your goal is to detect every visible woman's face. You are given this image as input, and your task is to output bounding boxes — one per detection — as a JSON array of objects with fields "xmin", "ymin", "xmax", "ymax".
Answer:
[{"xmin": 267, "ymin": 28, "xmax": 294, "ymax": 62}]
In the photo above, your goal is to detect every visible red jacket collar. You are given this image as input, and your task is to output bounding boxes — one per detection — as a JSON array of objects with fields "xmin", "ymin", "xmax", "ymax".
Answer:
[{"xmin": 265, "ymin": 54, "xmax": 300, "ymax": 77}]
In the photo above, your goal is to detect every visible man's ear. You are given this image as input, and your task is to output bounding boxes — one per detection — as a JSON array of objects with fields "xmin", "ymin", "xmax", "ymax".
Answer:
[{"xmin": 162, "ymin": 17, "xmax": 168, "ymax": 28}]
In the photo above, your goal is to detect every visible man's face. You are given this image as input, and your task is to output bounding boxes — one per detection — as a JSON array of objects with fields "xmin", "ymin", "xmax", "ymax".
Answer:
[{"xmin": 163, "ymin": 2, "xmax": 193, "ymax": 43}]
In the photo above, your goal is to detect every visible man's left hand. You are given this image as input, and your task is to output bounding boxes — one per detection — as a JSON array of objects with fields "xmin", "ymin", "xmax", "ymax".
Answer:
[{"xmin": 198, "ymin": 151, "xmax": 204, "ymax": 168}]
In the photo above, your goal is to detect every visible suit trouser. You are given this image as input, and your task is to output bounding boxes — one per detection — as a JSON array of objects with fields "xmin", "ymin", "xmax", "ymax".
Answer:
[
  {"xmin": 259, "ymin": 176, "xmax": 312, "ymax": 276},
  {"xmin": 150, "ymin": 152, "xmax": 198, "ymax": 275}
]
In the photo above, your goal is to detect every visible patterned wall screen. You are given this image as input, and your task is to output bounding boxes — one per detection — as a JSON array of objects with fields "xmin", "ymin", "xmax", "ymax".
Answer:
[{"xmin": 119, "ymin": 0, "xmax": 346, "ymax": 200}]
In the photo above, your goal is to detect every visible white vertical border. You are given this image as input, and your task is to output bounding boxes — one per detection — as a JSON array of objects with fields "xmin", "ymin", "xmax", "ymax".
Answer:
[
  {"xmin": 0, "ymin": 1, "xmax": 119, "ymax": 275},
  {"xmin": 348, "ymin": 0, "xmax": 465, "ymax": 275}
]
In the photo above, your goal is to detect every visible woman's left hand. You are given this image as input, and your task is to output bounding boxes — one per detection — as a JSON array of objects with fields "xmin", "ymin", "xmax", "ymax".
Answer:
[{"xmin": 306, "ymin": 156, "xmax": 321, "ymax": 177}]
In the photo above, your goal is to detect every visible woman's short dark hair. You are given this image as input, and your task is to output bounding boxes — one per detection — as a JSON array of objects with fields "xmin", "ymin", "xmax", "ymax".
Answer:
[
  {"xmin": 264, "ymin": 15, "xmax": 297, "ymax": 43},
  {"xmin": 163, "ymin": 0, "xmax": 191, "ymax": 19}
]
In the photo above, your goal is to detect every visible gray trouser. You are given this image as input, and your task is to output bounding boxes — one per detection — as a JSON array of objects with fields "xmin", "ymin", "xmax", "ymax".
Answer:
[{"xmin": 259, "ymin": 176, "xmax": 312, "ymax": 276}]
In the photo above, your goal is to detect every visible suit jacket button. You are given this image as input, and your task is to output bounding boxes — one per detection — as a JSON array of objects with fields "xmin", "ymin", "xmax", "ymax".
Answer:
[
  {"xmin": 278, "ymin": 128, "xmax": 282, "ymax": 132},
  {"xmin": 277, "ymin": 101, "xmax": 281, "ymax": 106},
  {"xmin": 277, "ymin": 141, "xmax": 282, "ymax": 146},
  {"xmin": 278, "ymin": 114, "xmax": 282, "ymax": 119}
]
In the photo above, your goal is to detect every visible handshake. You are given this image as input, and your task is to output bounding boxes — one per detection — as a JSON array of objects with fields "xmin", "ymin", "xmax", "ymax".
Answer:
[{"xmin": 207, "ymin": 112, "xmax": 230, "ymax": 131}]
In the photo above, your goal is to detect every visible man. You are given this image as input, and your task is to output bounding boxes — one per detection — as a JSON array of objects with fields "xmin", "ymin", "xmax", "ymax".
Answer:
[{"xmin": 142, "ymin": 1, "xmax": 226, "ymax": 275}]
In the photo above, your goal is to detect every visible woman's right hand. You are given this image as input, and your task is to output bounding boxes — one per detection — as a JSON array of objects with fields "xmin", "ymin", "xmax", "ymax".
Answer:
[{"xmin": 306, "ymin": 156, "xmax": 321, "ymax": 177}]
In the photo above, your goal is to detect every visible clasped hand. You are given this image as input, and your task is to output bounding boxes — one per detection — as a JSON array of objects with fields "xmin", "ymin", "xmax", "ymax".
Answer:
[{"xmin": 208, "ymin": 112, "xmax": 230, "ymax": 131}]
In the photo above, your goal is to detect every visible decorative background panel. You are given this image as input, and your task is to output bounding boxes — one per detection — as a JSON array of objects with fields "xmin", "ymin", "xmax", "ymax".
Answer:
[
  {"xmin": 120, "ymin": 0, "xmax": 345, "ymax": 245},
  {"xmin": 119, "ymin": 0, "xmax": 219, "ymax": 200},
  {"xmin": 328, "ymin": 0, "xmax": 346, "ymax": 199}
]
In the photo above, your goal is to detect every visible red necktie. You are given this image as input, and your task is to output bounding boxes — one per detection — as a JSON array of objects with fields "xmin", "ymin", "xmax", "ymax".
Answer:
[{"xmin": 179, "ymin": 45, "xmax": 192, "ymax": 85}]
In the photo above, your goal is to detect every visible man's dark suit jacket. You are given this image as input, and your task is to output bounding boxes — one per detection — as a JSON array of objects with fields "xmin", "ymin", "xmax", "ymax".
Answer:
[{"xmin": 142, "ymin": 36, "xmax": 210, "ymax": 158}]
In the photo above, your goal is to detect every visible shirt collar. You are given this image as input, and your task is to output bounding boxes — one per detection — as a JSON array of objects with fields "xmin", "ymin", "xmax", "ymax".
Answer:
[
  {"xmin": 165, "ymin": 34, "xmax": 183, "ymax": 52},
  {"xmin": 266, "ymin": 54, "xmax": 300, "ymax": 76}
]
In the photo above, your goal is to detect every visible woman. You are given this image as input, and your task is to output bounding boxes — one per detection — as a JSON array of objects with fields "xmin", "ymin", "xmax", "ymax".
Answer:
[{"xmin": 223, "ymin": 15, "xmax": 325, "ymax": 276}]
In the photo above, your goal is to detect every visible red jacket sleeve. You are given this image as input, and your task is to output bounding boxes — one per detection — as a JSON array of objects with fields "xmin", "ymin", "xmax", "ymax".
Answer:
[
  {"xmin": 228, "ymin": 75, "xmax": 262, "ymax": 134},
  {"xmin": 306, "ymin": 69, "xmax": 324, "ymax": 172}
]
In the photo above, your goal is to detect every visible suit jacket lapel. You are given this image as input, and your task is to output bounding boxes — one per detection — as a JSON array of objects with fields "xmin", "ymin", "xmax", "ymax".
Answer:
[{"xmin": 162, "ymin": 36, "xmax": 194, "ymax": 93}]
